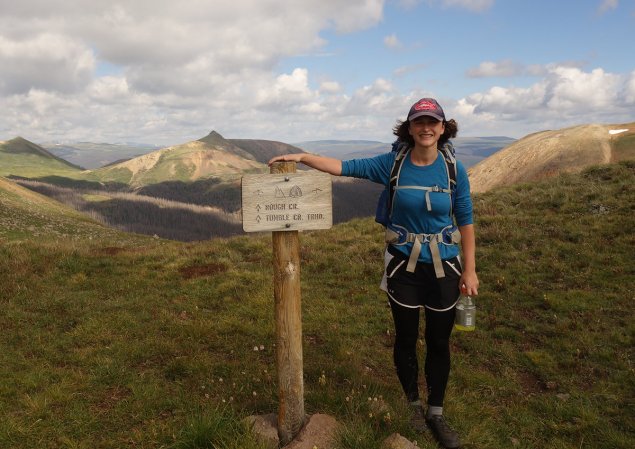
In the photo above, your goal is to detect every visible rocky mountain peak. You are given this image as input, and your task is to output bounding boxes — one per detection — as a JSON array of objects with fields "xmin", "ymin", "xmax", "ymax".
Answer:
[{"xmin": 198, "ymin": 130, "xmax": 227, "ymax": 146}]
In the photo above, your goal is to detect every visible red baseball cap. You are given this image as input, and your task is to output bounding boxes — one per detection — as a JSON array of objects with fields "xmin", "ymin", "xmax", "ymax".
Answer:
[{"xmin": 407, "ymin": 98, "xmax": 445, "ymax": 122}]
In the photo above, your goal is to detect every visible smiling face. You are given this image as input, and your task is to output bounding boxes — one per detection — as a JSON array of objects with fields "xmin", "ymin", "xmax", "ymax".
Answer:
[{"xmin": 408, "ymin": 116, "xmax": 445, "ymax": 151}]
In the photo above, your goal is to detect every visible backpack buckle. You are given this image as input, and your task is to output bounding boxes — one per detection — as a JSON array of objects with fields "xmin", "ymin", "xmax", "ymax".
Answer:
[
  {"xmin": 385, "ymin": 224, "xmax": 409, "ymax": 245},
  {"xmin": 441, "ymin": 226, "xmax": 459, "ymax": 244}
]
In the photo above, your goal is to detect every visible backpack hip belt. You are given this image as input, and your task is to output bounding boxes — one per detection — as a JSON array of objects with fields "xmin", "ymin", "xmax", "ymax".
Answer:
[{"xmin": 385, "ymin": 224, "xmax": 461, "ymax": 278}]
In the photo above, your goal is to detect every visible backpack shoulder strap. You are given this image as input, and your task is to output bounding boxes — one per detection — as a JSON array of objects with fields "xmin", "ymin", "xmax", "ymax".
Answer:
[
  {"xmin": 439, "ymin": 141, "xmax": 458, "ymax": 216},
  {"xmin": 388, "ymin": 143, "xmax": 410, "ymax": 220}
]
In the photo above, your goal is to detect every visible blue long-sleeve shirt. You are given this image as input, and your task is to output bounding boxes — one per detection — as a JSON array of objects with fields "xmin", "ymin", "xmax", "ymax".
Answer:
[{"xmin": 341, "ymin": 150, "xmax": 473, "ymax": 263}]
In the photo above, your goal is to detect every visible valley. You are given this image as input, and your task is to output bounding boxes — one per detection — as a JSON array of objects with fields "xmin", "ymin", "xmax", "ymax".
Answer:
[{"xmin": 2, "ymin": 122, "xmax": 633, "ymax": 241}]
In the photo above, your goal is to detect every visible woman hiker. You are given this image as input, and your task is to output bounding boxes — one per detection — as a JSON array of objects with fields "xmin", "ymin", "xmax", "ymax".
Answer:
[{"xmin": 268, "ymin": 98, "xmax": 479, "ymax": 449}]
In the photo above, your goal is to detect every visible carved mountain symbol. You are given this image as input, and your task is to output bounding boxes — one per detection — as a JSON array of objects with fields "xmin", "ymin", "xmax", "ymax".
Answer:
[
  {"xmin": 275, "ymin": 186, "xmax": 286, "ymax": 198},
  {"xmin": 289, "ymin": 185, "xmax": 302, "ymax": 197}
]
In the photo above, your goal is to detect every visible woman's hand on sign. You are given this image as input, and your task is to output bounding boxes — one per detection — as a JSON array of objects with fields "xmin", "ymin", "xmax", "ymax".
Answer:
[
  {"xmin": 268, "ymin": 154, "xmax": 305, "ymax": 166},
  {"xmin": 268, "ymin": 153, "xmax": 343, "ymax": 176}
]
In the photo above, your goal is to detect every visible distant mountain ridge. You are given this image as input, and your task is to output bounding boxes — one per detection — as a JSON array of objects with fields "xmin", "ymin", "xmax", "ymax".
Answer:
[
  {"xmin": 44, "ymin": 141, "xmax": 159, "ymax": 169},
  {"xmin": 4, "ymin": 121, "xmax": 633, "ymax": 193},
  {"xmin": 228, "ymin": 139, "xmax": 305, "ymax": 164},
  {"xmin": 198, "ymin": 131, "xmax": 256, "ymax": 160},
  {"xmin": 295, "ymin": 136, "xmax": 516, "ymax": 168},
  {"xmin": 90, "ymin": 131, "xmax": 267, "ymax": 186}
]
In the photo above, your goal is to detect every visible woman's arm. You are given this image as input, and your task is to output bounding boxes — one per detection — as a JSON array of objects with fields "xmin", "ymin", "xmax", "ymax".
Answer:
[
  {"xmin": 458, "ymin": 223, "xmax": 479, "ymax": 296},
  {"xmin": 268, "ymin": 153, "xmax": 342, "ymax": 176}
]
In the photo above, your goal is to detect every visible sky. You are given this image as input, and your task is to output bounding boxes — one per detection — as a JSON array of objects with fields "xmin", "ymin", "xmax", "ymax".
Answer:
[{"xmin": 1, "ymin": 0, "xmax": 634, "ymax": 146}]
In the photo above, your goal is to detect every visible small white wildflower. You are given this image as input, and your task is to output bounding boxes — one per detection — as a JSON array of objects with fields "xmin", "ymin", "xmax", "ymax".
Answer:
[
  {"xmin": 254, "ymin": 346, "xmax": 259, "ymax": 351},
  {"xmin": 252, "ymin": 391, "xmax": 257, "ymax": 396},
  {"xmin": 259, "ymin": 345, "xmax": 265, "ymax": 350}
]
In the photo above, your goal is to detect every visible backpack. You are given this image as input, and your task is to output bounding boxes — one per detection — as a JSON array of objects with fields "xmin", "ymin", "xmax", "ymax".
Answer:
[{"xmin": 374, "ymin": 140, "xmax": 458, "ymax": 227}]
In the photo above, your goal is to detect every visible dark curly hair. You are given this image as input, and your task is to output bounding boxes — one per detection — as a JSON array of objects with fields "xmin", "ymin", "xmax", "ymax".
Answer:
[{"xmin": 392, "ymin": 118, "xmax": 459, "ymax": 148}]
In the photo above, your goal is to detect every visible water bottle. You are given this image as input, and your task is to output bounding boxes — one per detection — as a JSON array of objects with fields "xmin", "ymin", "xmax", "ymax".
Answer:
[{"xmin": 455, "ymin": 294, "xmax": 476, "ymax": 331}]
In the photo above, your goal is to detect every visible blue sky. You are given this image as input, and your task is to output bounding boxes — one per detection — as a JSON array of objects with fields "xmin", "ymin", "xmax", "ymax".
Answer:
[{"xmin": 0, "ymin": 0, "xmax": 633, "ymax": 145}]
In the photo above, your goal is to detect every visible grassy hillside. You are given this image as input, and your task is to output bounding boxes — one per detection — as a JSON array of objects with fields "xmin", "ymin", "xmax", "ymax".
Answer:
[
  {"xmin": 12, "ymin": 175, "xmax": 382, "ymax": 242},
  {"xmin": 90, "ymin": 135, "xmax": 265, "ymax": 187},
  {"xmin": 0, "ymin": 137, "xmax": 85, "ymax": 179},
  {"xmin": 1, "ymin": 162, "xmax": 634, "ymax": 448},
  {"xmin": 469, "ymin": 122, "xmax": 635, "ymax": 193},
  {"xmin": 610, "ymin": 125, "xmax": 635, "ymax": 162},
  {"xmin": 0, "ymin": 177, "xmax": 128, "ymax": 241}
]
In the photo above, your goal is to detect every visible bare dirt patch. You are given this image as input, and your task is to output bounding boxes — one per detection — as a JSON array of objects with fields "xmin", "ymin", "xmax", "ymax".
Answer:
[
  {"xmin": 94, "ymin": 246, "xmax": 126, "ymax": 256},
  {"xmin": 179, "ymin": 262, "xmax": 228, "ymax": 279}
]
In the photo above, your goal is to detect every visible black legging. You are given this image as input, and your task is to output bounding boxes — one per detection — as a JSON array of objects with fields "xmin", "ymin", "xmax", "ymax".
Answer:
[{"xmin": 389, "ymin": 299, "xmax": 456, "ymax": 406}]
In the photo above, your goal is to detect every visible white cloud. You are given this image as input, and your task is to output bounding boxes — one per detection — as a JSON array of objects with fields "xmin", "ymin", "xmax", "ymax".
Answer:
[
  {"xmin": 0, "ymin": 33, "xmax": 95, "ymax": 94},
  {"xmin": 256, "ymin": 68, "xmax": 317, "ymax": 109},
  {"xmin": 320, "ymin": 81, "xmax": 342, "ymax": 93},
  {"xmin": 439, "ymin": 0, "xmax": 495, "ymax": 12},
  {"xmin": 0, "ymin": 0, "xmax": 385, "ymax": 97},
  {"xmin": 546, "ymin": 67, "xmax": 620, "ymax": 110},
  {"xmin": 0, "ymin": 0, "xmax": 632, "ymax": 145},
  {"xmin": 454, "ymin": 66, "xmax": 634, "ymax": 136},
  {"xmin": 88, "ymin": 76, "xmax": 131, "ymax": 103},
  {"xmin": 0, "ymin": 0, "xmax": 392, "ymax": 142},
  {"xmin": 398, "ymin": 0, "xmax": 422, "ymax": 8},
  {"xmin": 623, "ymin": 70, "xmax": 635, "ymax": 103},
  {"xmin": 400, "ymin": 0, "xmax": 494, "ymax": 11},
  {"xmin": 466, "ymin": 60, "xmax": 525, "ymax": 78},
  {"xmin": 598, "ymin": 0, "xmax": 619, "ymax": 14},
  {"xmin": 384, "ymin": 34, "xmax": 403, "ymax": 49},
  {"xmin": 466, "ymin": 60, "xmax": 588, "ymax": 79}
]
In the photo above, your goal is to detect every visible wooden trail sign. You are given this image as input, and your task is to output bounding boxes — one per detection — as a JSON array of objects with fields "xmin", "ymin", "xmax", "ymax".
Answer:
[
  {"xmin": 241, "ymin": 162, "xmax": 332, "ymax": 445},
  {"xmin": 241, "ymin": 171, "xmax": 332, "ymax": 233}
]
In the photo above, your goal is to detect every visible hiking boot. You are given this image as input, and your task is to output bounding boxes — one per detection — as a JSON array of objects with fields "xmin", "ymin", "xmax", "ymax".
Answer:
[
  {"xmin": 426, "ymin": 414, "xmax": 461, "ymax": 448},
  {"xmin": 409, "ymin": 404, "xmax": 427, "ymax": 433}
]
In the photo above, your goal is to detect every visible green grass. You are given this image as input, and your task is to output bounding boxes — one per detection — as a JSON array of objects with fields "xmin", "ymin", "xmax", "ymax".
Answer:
[
  {"xmin": 90, "ymin": 166, "xmax": 135, "ymax": 185},
  {"xmin": 612, "ymin": 132, "xmax": 635, "ymax": 162},
  {"xmin": 0, "ymin": 162, "xmax": 634, "ymax": 448},
  {"xmin": 0, "ymin": 153, "xmax": 85, "ymax": 179}
]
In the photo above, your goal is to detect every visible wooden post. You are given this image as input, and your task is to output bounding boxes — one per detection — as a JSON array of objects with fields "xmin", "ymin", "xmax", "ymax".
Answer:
[{"xmin": 270, "ymin": 161, "xmax": 305, "ymax": 445}]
